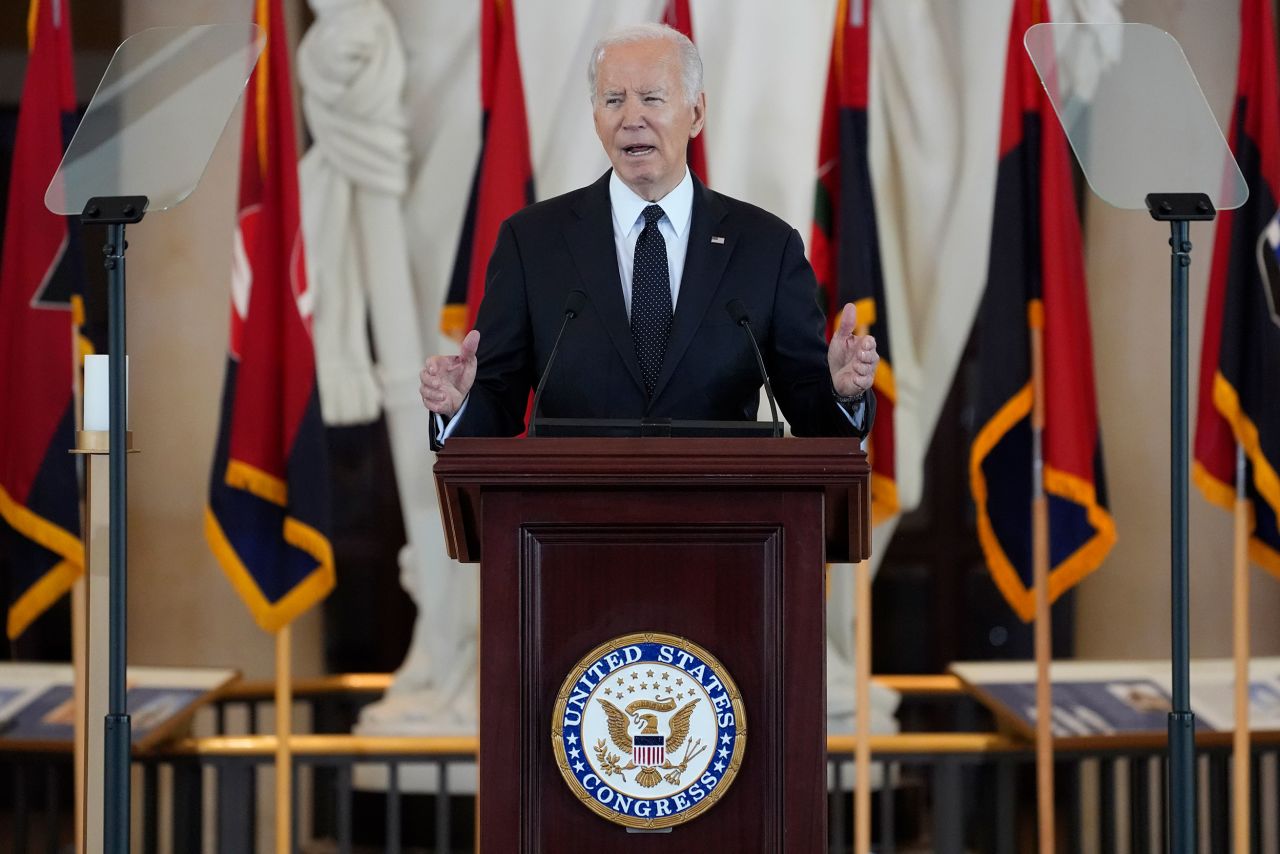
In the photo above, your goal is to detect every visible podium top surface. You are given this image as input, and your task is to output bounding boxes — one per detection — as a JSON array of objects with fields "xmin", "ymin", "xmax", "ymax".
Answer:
[
  {"xmin": 434, "ymin": 437, "xmax": 870, "ymax": 563},
  {"xmin": 436, "ymin": 436, "xmax": 866, "ymax": 477}
]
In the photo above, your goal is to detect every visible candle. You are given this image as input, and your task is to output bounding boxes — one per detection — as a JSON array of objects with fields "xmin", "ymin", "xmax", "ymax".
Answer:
[{"xmin": 83, "ymin": 355, "xmax": 128, "ymax": 431}]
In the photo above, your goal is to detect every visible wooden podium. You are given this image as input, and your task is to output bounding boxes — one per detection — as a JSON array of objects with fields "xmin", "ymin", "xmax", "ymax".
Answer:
[{"xmin": 435, "ymin": 437, "xmax": 869, "ymax": 852}]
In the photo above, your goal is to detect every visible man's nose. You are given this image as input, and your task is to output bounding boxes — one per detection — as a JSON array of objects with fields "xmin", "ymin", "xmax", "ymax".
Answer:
[{"xmin": 621, "ymin": 100, "xmax": 646, "ymax": 129}]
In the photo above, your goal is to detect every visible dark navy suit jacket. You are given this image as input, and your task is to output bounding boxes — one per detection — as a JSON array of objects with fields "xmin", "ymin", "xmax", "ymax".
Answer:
[{"xmin": 437, "ymin": 171, "xmax": 874, "ymax": 440}]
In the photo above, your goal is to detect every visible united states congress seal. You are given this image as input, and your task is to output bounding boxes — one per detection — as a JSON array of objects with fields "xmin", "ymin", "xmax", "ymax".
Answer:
[{"xmin": 551, "ymin": 632, "xmax": 746, "ymax": 829}]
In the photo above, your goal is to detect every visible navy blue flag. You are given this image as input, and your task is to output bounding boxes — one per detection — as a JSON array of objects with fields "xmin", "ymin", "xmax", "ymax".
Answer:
[
  {"xmin": 0, "ymin": 0, "xmax": 89, "ymax": 639},
  {"xmin": 1193, "ymin": 0, "xmax": 1280, "ymax": 574},
  {"xmin": 968, "ymin": 0, "xmax": 1116, "ymax": 621},
  {"xmin": 205, "ymin": 0, "xmax": 334, "ymax": 630}
]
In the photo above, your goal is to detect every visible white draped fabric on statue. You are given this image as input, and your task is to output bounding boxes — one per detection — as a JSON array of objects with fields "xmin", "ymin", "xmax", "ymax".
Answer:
[{"xmin": 298, "ymin": 0, "xmax": 478, "ymax": 737}]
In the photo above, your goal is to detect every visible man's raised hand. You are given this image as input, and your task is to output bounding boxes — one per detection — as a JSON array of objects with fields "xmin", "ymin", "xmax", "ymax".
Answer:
[
  {"xmin": 827, "ymin": 303, "xmax": 879, "ymax": 399},
  {"xmin": 419, "ymin": 329, "xmax": 480, "ymax": 418}
]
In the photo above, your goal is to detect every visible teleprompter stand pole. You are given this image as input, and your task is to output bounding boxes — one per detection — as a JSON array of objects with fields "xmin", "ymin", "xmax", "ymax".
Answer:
[
  {"xmin": 82, "ymin": 194, "xmax": 147, "ymax": 854},
  {"xmin": 1146, "ymin": 191, "xmax": 1215, "ymax": 854}
]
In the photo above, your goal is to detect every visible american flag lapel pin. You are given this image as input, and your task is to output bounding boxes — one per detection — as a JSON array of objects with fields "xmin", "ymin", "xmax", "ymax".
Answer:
[{"xmin": 710, "ymin": 235, "xmax": 725, "ymax": 244}]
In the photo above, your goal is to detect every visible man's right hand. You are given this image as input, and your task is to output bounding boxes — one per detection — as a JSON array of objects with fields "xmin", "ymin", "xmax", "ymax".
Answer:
[{"xmin": 419, "ymin": 329, "xmax": 479, "ymax": 418}]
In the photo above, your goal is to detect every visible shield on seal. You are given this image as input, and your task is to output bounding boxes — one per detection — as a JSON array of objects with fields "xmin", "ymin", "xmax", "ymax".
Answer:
[{"xmin": 633, "ymin": 734, "xmax": 665, "ymax": 767}]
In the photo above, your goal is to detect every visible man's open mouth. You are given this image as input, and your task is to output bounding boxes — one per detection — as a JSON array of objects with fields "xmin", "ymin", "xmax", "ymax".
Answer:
[{"xmin": 623, "ymin": 145, "xmax": 656, "ymax": 157}]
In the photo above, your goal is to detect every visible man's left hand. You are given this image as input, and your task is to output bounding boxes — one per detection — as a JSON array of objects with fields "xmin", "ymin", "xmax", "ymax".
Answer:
[{"xmin": 828, "ymin": 302, "xmax": 879, "ymax": 399}]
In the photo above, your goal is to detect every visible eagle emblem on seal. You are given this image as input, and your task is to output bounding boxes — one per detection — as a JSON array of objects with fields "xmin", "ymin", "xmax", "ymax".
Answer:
[
  {"xmin": 552, "ymin": 633, "xmax": 746, "ymax": 829},
  {"xmin": 595, "ymin": 695, "xmax": 707, "ymax": 788}
]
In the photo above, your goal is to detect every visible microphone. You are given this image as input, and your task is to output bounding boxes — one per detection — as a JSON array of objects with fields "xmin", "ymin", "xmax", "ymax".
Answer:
[
  {"xmin": 725, "ymin": 299, "xmax": 782, "ymax": 438},
  {"xmin": 528, "ymin": 290, "xmax": 588, "ymax": 437}
]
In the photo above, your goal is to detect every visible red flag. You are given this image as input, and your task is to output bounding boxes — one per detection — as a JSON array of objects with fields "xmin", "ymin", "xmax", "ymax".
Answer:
[
  {"xmin": 968, "ymin": 0, "xmax": 1116, "ymax": 621},
  {"xmin": 811, "ymin": 0, "xmax": 896, "ymax": 524},
  {"xmin": 0, "ymin": 0, "xmax": 86, "ymax": 639},
  {"xmin": 442, "ymin": 0, "xmax": 535, "ymax": 342},
  {"xmin": 205, "ymin": 0, "xmax": 334, "ymax": 631},
  {"xmin": 662, "ymin": 0, "xmax": 708, "ymax": 184},
  {"xmin": 1193, "ymin": 0, "xmax": 1280, "ymax": 573}
]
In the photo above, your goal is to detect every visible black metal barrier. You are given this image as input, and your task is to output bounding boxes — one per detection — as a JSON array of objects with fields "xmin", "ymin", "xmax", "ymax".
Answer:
[{"xmin": 1, "ymin": 679, "xmax": 1276, "ymax": 852}]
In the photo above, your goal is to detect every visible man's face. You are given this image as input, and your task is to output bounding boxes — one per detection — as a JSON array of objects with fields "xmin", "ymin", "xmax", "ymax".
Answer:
[{"xmin": 592, "ymin": 38, "xmax": 705, "ymax": 202}]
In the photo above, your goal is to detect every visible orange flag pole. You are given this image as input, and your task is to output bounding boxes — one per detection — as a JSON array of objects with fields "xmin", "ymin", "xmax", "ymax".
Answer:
[
  {"xmin": 854, "ymin": 559, "xmax": 872, "ymax": 854},
  {"xmin": 1030, "ymin": 307, "xmax": 1054, "ymax": 854},
  {"xmin": 851, "ymin": 317, "xmax": 875, "ymax": 854},
  {"xmin": 276, "ymin": 625, "xmax": 293, "ymax": 853},
  {"xmin": 1232, "ymin": 446, "xmax": 1250, "ymax": 854}
]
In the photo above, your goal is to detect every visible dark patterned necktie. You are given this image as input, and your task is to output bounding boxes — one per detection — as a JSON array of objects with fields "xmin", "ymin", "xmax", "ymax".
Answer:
[{"xmin": 630, "ymin": 204, "xmax": 672, "ymax": 398}]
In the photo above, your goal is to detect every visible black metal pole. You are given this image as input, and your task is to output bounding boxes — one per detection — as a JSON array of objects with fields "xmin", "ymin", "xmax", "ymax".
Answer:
[
  {"xmin": 1144, "ymin": 192, "xmax": 1214, "ymax": 854},
  {"xmin": 1167, "ymin": 218, "xmax": 1196, "ymax": 854},
  {"xmin": 104, "ymin": 221, "xmax": 131, "ymax": 854}
]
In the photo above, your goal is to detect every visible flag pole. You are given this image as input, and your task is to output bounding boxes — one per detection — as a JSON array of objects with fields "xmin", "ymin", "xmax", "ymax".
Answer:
[
  {"xmin": 276, "ymin": 625, "xmax": 293, "ymax": 854},
  {"xmin": 854, "ymin": 559, "xmax": 872, "ymax": 854},
  {"xmin": 1026, "ymin": 6, "xmax": 1054, "ymax": 848},
  {"xmin": 73, "ymin": 576, "xmax": 86, "ymax": 854},
  {"xmin": 853, "ymin": 317, "xmax": 874, "ymax": 854},
  {"xmin": 1232, "ymin": 445, "xmax": 1250, "ymax": 854},
  {"xmin": 1030, "ymin": 304, "xmax": 1054, "ymax": 854}
]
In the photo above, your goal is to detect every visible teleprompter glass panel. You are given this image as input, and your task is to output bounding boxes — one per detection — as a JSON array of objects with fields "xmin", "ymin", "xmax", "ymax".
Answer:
[
  {"xmin": 45, "ymin": 24, "xmax": 263, "ymax": 215},
  {"xmin": 1025, "ymin": 23, "xmax": 1246, "ymax": 211}
]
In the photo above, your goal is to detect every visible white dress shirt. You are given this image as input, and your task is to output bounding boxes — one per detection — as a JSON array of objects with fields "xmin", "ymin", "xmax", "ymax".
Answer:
[{"xmin": 609, "ymin": 167, "xmax": 693, "ymax": 316}]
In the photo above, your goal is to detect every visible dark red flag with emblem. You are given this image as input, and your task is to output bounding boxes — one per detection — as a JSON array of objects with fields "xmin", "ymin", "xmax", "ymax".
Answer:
[
  {"xmin": 441, "ymin": 0, "xmax": 535, "ymax": 342},
  {"xmin": 968, "ymin": 0, "xmax": 1116, "ymax": 621},
  {"xmin": 662, "ymin": 0, "xmax": 707, "ymax": 184},
  {"xmin": 811, "ymin": 0, "xmax": 896, "ymax": 524},
  {"xmin": 205, "ymin": 0, "xmax": 334, "ymax": 631},
  {"xmin": 1193, "ymin": 0, "xmax": 1280, "ymax": 574},
  {"xmin": 0, "ymin": 0, "xmax": 88, "ymax": 639}
]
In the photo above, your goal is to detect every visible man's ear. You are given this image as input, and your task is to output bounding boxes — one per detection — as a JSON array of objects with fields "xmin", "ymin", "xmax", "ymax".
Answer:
[{"xmin": 690, "ymin": 91, "xmax": 706, "ymax": 138}]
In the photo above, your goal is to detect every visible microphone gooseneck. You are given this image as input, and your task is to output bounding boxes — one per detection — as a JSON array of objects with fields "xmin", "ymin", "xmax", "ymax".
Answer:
[
  {"xmin": 528, "ymin": 290, "xmax": 588, "ymax": 437},
  {"xmin": 725, "ymin": 299, "xmax": 782, "ymax": 438}
]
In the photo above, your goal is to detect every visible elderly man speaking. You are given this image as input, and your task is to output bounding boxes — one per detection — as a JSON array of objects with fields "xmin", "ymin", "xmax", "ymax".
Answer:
[{"xmin": 420, "ymin": 23, "xmax": 878, "ymax": 441}]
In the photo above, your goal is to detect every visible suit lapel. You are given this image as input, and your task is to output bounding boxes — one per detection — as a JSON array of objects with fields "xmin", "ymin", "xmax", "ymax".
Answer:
[
  {"xmin": 564, "ymin": 172, "xmax": 645, "ymax": 394},
  {"xmin": 650, "ymin": 178, "xmax": 733, "ymax": 405}
]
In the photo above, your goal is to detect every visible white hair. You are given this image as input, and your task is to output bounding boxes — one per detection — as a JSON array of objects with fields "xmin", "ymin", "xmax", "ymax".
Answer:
[{"xmin": 587, "ymin": 23, "xmax": 703, "ymax": 106}]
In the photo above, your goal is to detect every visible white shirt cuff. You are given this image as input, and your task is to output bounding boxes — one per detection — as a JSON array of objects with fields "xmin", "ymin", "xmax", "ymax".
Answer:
[
  {"xmin": 434, "ymin": 395, "xmax": 471, "ymax": 445},
  {"xmin": 834, "ymin": 396, "xmax": 867, "ymax": 432}
]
